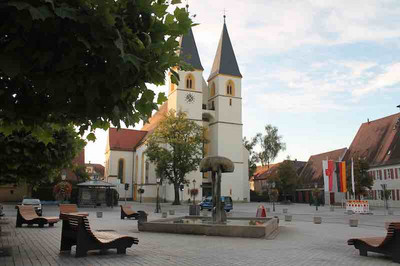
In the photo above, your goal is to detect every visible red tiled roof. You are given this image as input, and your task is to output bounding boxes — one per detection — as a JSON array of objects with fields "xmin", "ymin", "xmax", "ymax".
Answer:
[
  {"xmin": 343, "ymin": 113, "xmax": 400, "ymax": 167},
  {"xmin": 253, "ymin": 160, "xmax": 307, "ymax": 181},
  {"xmin": 252, "ymin": 164, "xmax": 278, "ymax": 180},
  {"xmin": 108, "ymin": 128, "xmax": 147, "ymax": 151},
  {"xmin": 299, "ymin": 148, "xmax": 347, "ymax": 187},
  {"xmin": 86, "ymin": 163, "xmax": 105, "ymax": 177},
  {"xmin": 141, "ymin": 102, "xmax": 168, "ymax": 132}
]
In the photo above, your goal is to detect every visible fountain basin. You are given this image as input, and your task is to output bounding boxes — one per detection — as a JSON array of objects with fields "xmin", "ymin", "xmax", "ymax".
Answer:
[{"xmin": 138, "ymin": 216, "xmax": 279, "ymax": 238}]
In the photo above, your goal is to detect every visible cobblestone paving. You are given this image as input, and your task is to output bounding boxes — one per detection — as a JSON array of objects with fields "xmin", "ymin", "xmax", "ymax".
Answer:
[{"xmin": 1, "ymin": 202, "xmax": 400, "ymax": 265}]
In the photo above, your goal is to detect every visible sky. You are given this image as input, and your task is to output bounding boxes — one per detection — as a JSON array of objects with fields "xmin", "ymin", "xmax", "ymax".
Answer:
[{"xmin": 85, "ymin": 0, "xmax": 400, "ymax": 166}]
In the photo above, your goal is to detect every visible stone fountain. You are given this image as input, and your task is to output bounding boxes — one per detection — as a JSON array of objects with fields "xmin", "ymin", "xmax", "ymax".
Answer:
[{"xmin": 138, "ymin": 156, "xmax": 279, "ymax": 238}]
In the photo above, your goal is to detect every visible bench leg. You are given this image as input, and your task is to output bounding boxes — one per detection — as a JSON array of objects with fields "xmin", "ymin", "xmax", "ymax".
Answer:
[
  {"xmin": 39, "ymin": 223, "xmax": 44, "ymax": 228},
  {"xmin": 75, "ymin": 247, "xmax": 87, "ymax": 258},
  {"xmin": 60, "ymin": 240, "xmax": 73, "ymax": 252},
  {"xmin": 49, "ymin": 223, "xmax": 54, "ymax": 227},
  {"xmin": 359, "ymin": 249, "xmax": 368, "ymax": 257},
  {"xmin": 117, "ymin": 248, "xmax": 126, "ymax": 254}
]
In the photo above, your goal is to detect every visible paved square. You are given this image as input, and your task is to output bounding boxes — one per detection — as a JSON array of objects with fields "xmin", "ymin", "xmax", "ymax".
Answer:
[{"xmin": 1, "ymin": 202, "xmax": 399, "ymax": 265}]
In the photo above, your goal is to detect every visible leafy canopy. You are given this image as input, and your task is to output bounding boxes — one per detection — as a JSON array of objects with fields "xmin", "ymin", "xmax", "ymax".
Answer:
[
  {"xmin": 346, "ymin": 157, "xmax": 372, "ymax": 199},
  {"xmin": 254, "ymin": 124, "xmax": 286, "ymax": 167},
  {"xmin": 275, "ymin": 159, "xmax": 298, "ymax": 201},
  {"xmin": 243, "ymin": 136, "xmax": 257, "ymax": 177},
  {"xmin": 0, "ymin": 126, "xmax": 86, "ymax": 187},
  {"xmin": 145, "ymin": 110, "xmax": 207, "ymax": 205},
  {"xmin": 0, "ymin": 0, "xmax": 193, "ymax": 142}
]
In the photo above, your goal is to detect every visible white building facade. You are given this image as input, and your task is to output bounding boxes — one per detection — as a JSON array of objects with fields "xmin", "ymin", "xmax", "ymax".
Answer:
[{"xmin": 104, "ymin": 20, "xmax": 250, "ymax": 203}]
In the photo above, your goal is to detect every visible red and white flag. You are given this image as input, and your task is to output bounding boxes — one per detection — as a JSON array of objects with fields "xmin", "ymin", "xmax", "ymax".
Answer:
[{"xmin": 322, "ymin": 160, "xmax": 329, "ymax": 192}]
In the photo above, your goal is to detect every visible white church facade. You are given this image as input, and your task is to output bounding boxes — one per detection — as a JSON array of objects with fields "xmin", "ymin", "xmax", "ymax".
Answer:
[{"xmin": 104, "ymin": 19, "xmax": 250, "ymax": 203}]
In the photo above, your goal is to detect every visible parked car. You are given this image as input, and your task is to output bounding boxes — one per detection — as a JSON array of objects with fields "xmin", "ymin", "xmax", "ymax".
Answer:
[
  {"xmin": 0, "ymin": 203, "xmax": 4, "ymax": 217},
  {"xmin": 199, "ymin": 196, "xmax": 233, "ymax": 212},
  {"xmin": 21, "ymin": 198, "xmax": 42, "ymax": 216}
]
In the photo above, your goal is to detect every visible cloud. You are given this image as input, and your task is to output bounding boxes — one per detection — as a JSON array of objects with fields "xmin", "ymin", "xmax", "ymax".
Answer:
[{"xmin": 353, "ymin": 62, "xmax": 400, "ymax": 96}]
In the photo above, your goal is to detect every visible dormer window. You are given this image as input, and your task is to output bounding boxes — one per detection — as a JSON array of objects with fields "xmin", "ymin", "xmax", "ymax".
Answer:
[
  {"xmin": 226, "ymin": 80, "xmax": 234, "ymax": 96},
  {"xmin": 186, "ymin": 74, "xmax": 195, "ymax": 89}
]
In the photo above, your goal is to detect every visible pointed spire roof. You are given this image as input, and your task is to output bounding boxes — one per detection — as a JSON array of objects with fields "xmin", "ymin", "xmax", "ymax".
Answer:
[
  {"xmin": 208, "ymin": 22, "xmax": 242, "ymax": 81},
  {"xmin": 179, "ymin": 28, "xmax": 204, "ymax": 71}
]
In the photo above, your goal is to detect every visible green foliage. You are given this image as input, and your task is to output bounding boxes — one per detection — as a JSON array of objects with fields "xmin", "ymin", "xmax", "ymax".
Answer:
[
  {"xmin": 243, "ymin": 136, "xmax": 257, "ymax": 177},
  {"xmin": 346, "ymin": 157, "xmax": 372, "ymax": 199},
  {"xmin": 254, "ymin": 124, "xmax": 286, "ymax": 167},
  {"xmin": 145, "ymin": 110, "xmax": 207, "ymax": 205},
  {"xmin": 73, "ymin": 165, "xmax": 90, "ymax": 182},
  {"xmin": 0, "ymin": 0, "xmax": 193, "ymax": 141},
  {"xmin": 0, "ymin": 125, "xmax": 85, "ymax": 188},
  {"xmin": 275, "ymin": 160, "xmax": 297, "ymax": 201}
]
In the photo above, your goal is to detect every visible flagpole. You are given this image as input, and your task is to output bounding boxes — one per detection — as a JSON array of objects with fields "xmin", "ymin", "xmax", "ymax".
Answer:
[{"xmin": 351, "ymin": 157, "xmax": 355, "ymax": 199}]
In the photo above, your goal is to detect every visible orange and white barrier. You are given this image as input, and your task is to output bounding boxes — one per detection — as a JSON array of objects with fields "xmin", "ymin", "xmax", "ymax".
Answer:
[{"xmin": 346, "ymin": 200, "xmax": 369, "ymax": 214}]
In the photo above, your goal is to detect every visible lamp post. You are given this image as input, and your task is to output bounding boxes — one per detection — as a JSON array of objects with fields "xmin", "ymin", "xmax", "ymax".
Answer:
[
  {"xmin": 314, "ymin": 182, "xmax": 319, "ymax": 211},
  {"xmin": 272, "ymin": 181, "xmax": 276, "ymax": 212},
  {"xmin": 155, "ymin": 177, "xmax": 161, "ymax": 213}
]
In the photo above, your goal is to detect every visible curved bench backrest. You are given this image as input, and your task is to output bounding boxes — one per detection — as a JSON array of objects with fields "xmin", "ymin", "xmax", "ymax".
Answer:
[
  {"xmin": 17, "ymin": 205, "xmax": 39, "ymax": 220},
  {"xmin": 60, "ymin": 204, "xmax": 78, "ymax": 214}
]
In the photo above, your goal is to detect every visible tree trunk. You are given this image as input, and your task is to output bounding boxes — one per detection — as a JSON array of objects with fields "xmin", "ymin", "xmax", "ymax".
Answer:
[{"xmin": 172, "ymin": 183, "xmax": 180, "ymax": 205}]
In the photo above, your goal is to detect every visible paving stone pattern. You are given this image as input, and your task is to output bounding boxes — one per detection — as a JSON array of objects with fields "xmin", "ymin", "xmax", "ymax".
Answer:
[{"xmin": 1, "ymin": 202, "xmax": 400, "ymax": 265}]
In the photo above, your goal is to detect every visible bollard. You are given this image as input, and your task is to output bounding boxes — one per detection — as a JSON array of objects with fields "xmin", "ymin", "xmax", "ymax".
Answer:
[
  {"xmin": 349, "ymin": 218, "xmax": 358, "ymax": 227},
  {"xmin": 313, "ymin": 216, "xmax": 322, "ymax": 224},
  {"xmin": 162, "ymin": 212, "xmax": 168, "ymax": 218},
  {"xmin": 283, "ymin": 208, "xmax": 288, "ymax": 214},
  {"xmin": 285, "ymin": 215, "xmax": 292, "ymax": 222},
  {"xmin": 96, "ymin": 212, "xmax": 103, "ymax": 218},
  {"xmin": 169, "ymin": 210, "xmax": 175, "ymax": 215}
]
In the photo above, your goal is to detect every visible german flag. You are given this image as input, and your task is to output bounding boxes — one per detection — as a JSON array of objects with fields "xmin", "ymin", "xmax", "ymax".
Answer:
[{"xmin": 339, "ymin": 161, "xmax": 347, "ymax": 193}]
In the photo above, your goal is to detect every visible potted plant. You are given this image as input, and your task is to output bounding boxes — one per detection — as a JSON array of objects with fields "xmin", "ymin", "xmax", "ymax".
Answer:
[{"xmin": 53, "ymin": 181, "xmax": 72, "ymax": 203}]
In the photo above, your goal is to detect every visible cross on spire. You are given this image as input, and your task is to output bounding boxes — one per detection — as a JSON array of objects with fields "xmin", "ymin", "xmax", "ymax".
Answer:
[
  {"xmin": 223, "ymin": 8, "xmax": 226, "ymax": 23},
  {"xmin": 186, "ymin": 0, "xmax": 189, "ymax": 12}
]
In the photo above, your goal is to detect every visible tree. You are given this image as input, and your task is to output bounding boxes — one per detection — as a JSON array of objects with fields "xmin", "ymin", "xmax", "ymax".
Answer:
[
  {"xmin": 275, "ymin": 159, "xmax": 297, "ymax": 202},
  {"xmin": 347, "ymin": 157, "xmax": 373, "ymax": 199},
  {"xmin": 145, "ymin": 110, "xmax": 206, "ymax": 205},
  {"xmin": 243, "ymin": 136, "xmax": 257, "ymax": 177},
  {"xmin": 0, "ymin": 126, "xmax": 86, "ymax": 188},
  {"xmin": 0, "ymin": 0, "xmax": 193, "ymax": 142},
  {"xmin": 254, "ymin": 124, "xmax": 286, "ymax": 167}
]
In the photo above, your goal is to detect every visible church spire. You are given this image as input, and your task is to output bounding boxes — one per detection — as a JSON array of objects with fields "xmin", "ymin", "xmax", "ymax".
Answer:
[
  {"xmin": 179, "ymin": 28, "xmax": 204, "ymax": 71},
  {"xmin": 207, "ymin": 18, "xmax": 242, "ymax": 81}
]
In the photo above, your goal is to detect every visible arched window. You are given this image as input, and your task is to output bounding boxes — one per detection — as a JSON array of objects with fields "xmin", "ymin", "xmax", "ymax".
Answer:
[
  {"xmin": 186, "ymin": 74, "xmax": 195, "ymax": 89},
  {"xmin": 141, "ymin": 153, "xmax": 145, "ymax": 184},
  {"xmin": 145, "ymin": 161, "xmax": 149, "ymax": 184},
  {"xmin": 135, "ymin": 155, "xmax": 139, "ymax": 184},
  {"xmin": 226, "ymin": 80, "xmax": 234, "ymax": 96},
  {"xmin": 170, "ymin": 75, "xmax": 176, "ymax": 92},
  {"xmin": 118, "ymin": 158, "xmax": 124, "ymax": 183},
  {"xmin": 210, "ymin": 82, "xmax": 216, "ymax": 97}
]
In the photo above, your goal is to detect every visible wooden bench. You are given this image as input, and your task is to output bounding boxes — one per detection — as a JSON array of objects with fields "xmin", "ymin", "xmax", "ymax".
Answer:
[
  {"xmin": 60, "ymin": 213, "xmax": 138, "ymax": 257},
  {"xmin": 120, "ymin": 205, "xmax": 147, "ymax": 221},
  {"xmin": 16, "ymin": 205, "xmax": 59, "ymax": 228},
  {"xmin": 348, "ymin": 222, "xmax": 400, "ymax": 262},
  {"xmin": 59, "ymin": 204, "xmax": 88, "ymax": 217}
]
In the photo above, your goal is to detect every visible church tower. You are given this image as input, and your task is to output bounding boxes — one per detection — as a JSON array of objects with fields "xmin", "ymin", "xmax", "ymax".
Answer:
[
  {"xmin": 167, "ymin": 27, "xmax": 203, "ymax": 122},
  {"xmin": 207, "ymin": 18, "xmax": 245, "ymax": 200}
]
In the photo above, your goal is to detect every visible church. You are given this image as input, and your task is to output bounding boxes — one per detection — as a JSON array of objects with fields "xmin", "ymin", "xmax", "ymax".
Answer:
[{"xmin": 104, "ymin": 17, "xmax": 250, "ymax": 203}]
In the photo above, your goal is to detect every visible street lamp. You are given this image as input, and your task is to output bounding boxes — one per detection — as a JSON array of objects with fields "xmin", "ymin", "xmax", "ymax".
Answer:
[
  {"xmin": 61, "ymin": 170, "xmax": 67, "ymax": 181},
  {"xmin": 155, "ymin": 177, "xmax": 161, "ymax": 213},
  {"xmin": 271, "ymin": 181, "xmax": 276, "ymax": 212},
  {"xmin": 314, "ymin": 182, "xmax": 319, "ymax": 211}
]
